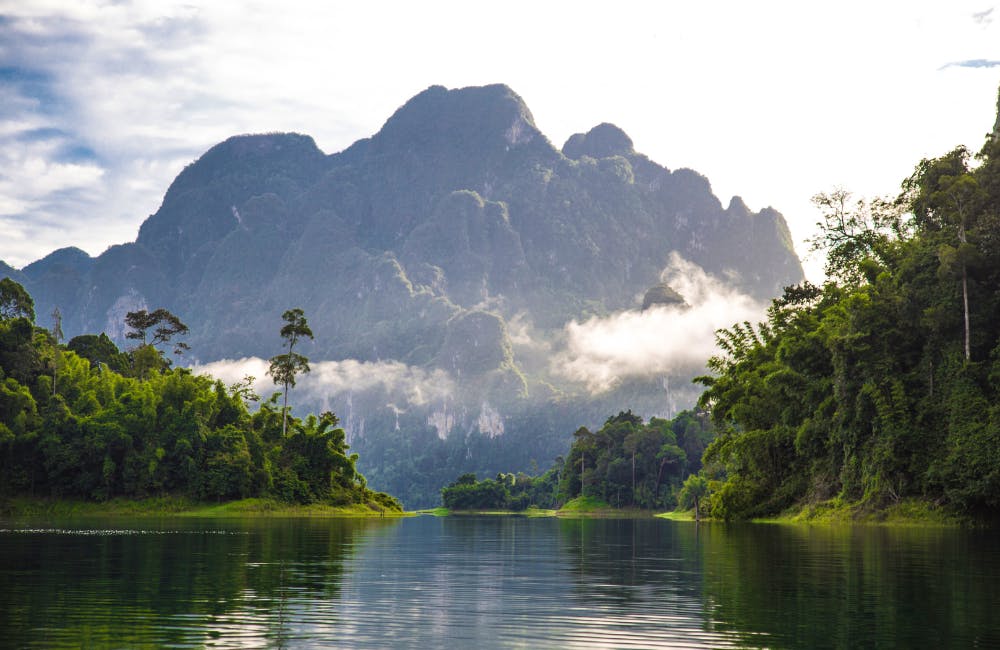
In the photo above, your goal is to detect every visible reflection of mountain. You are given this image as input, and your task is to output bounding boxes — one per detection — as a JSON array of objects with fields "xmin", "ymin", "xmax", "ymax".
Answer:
[{"xmin": 3, "ymin": 84, "xmax": 803, "ymax": 506}]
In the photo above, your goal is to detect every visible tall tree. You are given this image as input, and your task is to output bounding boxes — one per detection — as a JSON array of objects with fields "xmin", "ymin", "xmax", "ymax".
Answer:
[
  {"xmin": 50, "ymin": 307, "xmax": 63, "ymax": 343},
  {"xmin": 0, "ymin": 278, "xmax": 34, "ymax": 322},
  {"xmin": 808, "ymin": 189, "xmax": 905, "ymax": 284},
  {"xmin": 125, "ymin": 308, "xmax": 191, "ymax": 356},
  {"xmin": 902, "ymin": 147, "xmax": 986, "ymax": 361},
  {"xmin": 124, "ymin": 308, "xmax": 190, "ymax": 378},
  {"xmin": 50, "ymin": 307, "xmax": 64, "ymax": 396},
  {"xmin": 268, "ymin": 308, "xmax": 314, "ymax": 436}
]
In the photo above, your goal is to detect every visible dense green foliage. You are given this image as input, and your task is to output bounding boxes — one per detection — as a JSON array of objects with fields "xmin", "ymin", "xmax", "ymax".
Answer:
[
  {"xmin": 557, "ymin": 410, "xmax": 711, "ymax": 508},
  {"xmin": 696, "ymin": 101, "xmax": 1000, "ymax": 520},
  {"xmin": 440, "ymin": 409, "xmax": 713, "ymax": 510},
  {"xmin": 0, "ymin": 291, "xmax": 399, "ymax": 511},
  {"xmin": 440, "ymin": 467, "xmax": 562, "ymax": 511}
]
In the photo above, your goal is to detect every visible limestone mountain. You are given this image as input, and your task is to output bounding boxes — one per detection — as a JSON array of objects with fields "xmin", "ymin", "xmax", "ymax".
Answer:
[{"xmin": 4, "ymin": 84, "xmax": 803, "ymax": 506}]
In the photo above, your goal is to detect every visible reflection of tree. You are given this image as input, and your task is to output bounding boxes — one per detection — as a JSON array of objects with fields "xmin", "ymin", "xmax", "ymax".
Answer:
[
  {"xmin": 0, "ymin": 517, "xmax": 398, "ymax": 647},
  {"xmin": 557, "ymin": 518, "xmax": 707, "ymax": 605},
  {"xmin": 694, "ymin": 523, "xmax": 1000, "ymax": 649},
  {"xmin": 556, "ymin": 519, "xmax": 1000, "ymax": 648}
]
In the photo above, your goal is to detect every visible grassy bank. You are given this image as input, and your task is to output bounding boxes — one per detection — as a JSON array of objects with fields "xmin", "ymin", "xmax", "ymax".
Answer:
[
  {"xmin": 763, "ymin": 498, "xmax": 963, "ymax": 526},
  {"xmin": 0, "ymin": 496, "xmax": 410, "ymax": 519},
  {"xmin": 557, "ymin": 496, "xmax": 653, "ymax": 518},
  {"xmin": 418, "ymin": 506, "xmax": 558, "ymax": 517},
  {"xmin": 659, "ymin": 498, "xmax": 967, "ymax": 527},
  {"xmin": 423, "ymin": 497, "xmax": 659, "ymax": 519}
]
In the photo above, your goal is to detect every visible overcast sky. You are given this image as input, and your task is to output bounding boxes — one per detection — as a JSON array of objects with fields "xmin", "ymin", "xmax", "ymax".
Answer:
[{"xmin": 2, "ymin": 1, "xmax": 999, "ymax": 281}]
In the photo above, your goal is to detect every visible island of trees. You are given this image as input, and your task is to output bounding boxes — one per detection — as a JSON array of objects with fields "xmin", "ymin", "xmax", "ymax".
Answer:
[{"xmin": 0, "ymin": 285, "xmax": 400, "ymax": 513}]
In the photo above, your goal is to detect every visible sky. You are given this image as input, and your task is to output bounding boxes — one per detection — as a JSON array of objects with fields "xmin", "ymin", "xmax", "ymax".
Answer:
[{"xmin": 2, "ymin": 1, "xmax": 1000, "ymax": 282}]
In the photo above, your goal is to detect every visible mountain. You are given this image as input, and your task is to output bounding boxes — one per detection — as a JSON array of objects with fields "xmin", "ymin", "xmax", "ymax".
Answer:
[{"xmin": 4, "ymin": 84, "xmax": 803, "ymax": 506}]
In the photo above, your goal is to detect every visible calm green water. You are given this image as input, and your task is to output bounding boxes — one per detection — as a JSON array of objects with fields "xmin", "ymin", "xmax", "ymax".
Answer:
[{"xmin": 0, "ymin": 516, "xmax": 997, "ymax": 649}]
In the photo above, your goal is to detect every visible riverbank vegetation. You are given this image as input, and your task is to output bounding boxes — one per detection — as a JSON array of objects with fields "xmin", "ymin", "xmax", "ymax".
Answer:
[
  {"xmin": 692, "ymin": 92, "xmax": 1000, "ymax": 522},
  {"xmin": 0, "ymin": 496, "xmax": 407, "ymax": 519},
  {"xmin": 0, "ymin": 294, "xmax": 401, "ymax": 514},
  {"xmin": 440, "ymin": 409, "xmax": 713, "ymax": 513}
]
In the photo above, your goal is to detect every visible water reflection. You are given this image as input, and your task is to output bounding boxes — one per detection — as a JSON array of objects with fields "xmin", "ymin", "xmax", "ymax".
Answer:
[
  {"xmin": 334, "ymin": 516, "xmax": 740, "ymax": 649},
  {"xmin": 1, "ymin": 516, "xmax": 999, "ymax": 648},
  {"xmin": 555, "ymin": 518, "xmax": 739, "ymax": 647},
  {"xmin": 693, "ymin": 523, "xmax": 1000, "ymax": 649},
  {"xmin": 0, "ymin": 517, "xmax": 396, "ymax": 648}
]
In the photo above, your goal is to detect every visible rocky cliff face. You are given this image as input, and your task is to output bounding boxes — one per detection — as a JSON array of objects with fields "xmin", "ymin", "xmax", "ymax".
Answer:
[{"xmin": 5, "ymin": 83, "xmax": 804, "ymax": 506}]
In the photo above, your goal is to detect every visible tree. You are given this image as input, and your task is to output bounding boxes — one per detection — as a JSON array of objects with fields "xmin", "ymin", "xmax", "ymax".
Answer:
[
  {"xmin": 67, "ymin": 333, "xmax": 130, "ymax": 374},
  {"xmin": 49, "ymin": 307, "xmax": 64, "ymax": 396},
  {"xmin": 50, "ymin": 307, "xmax": 63, "ymax": 343},
  {"xmin": 125, "ymin": 308, "xmax": 191, "ymax": 357},
  {"xmin": 808, "ymin": 189, "xmax": 905, "ymax": 284},
  {"xmin": 267, "ymin": 308, "xmax": 314, "ymax": 436},
  {"xmin": 228, "ymin": 375, "xmax": 260, "ymax": 407},
  {"xmin": 679, "ymin": 474, "xmax": 709, "ymax": 523},
  {"xmin": 0, "ymin": 278, "xmax": 34, "ymax": 322},
  {"xmin": 902, "ymin": 146, "xmax": 986, "ymax": 361}
]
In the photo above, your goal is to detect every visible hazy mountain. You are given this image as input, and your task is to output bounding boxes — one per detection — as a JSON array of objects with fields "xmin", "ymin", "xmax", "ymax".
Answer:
[{"xmin": 4, "ymin": 84, "xmax": 803, "ymax": 506}]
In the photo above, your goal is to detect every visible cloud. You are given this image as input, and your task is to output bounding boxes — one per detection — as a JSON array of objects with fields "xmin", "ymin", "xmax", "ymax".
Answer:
[
  {"xmin": 190, "ymin": 356, "xmax": 455, "ymax": 410},
  {"xmin": 939, "ymin": 58, "xmax": 1000, "ymax": 70},
  {"xmin": 552, "ymin": 254, "xmax": 766, "ymax": 393},
  {"xmin": 0, "ymin": 2, "xmax": 400, "ymax": 268},
  {"xmin": 302, "ymin": 359, "xmax": 455, "ymax": 407},
  {"xmin": 0, "ymin": 5, "xmax": 248, "ymax": 267}
]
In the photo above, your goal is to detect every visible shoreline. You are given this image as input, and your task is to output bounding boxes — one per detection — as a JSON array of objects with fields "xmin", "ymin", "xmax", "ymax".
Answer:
[
  {"xmin": 1, "ymin": 496, "xmax": 977, "ymax": 527},
  {"xmin": 659, "ymin": 497, "xmax": 970, "ymax": 527},
  {"xmin": 0, "ymin": 496, "xmax": 410, "ymax": 519}
]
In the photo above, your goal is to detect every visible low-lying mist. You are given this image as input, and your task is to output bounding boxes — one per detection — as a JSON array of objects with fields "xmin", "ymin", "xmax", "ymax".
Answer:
[
  {"xmin": 190, "ymin": 357, "xmax": 456, "ymax": 412},
  {"xmin": 553, "ymin": 254, "xmax": 766, "ymax": 393},
  {"xmin": 190, "ymin": 255, "xmax": 760, "ymax": 434}
]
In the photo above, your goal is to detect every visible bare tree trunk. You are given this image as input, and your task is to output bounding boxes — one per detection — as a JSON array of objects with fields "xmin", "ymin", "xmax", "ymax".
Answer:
[
  {"xmin": 958, "ymin": 219, "xmax": 971, "ymax": 362},
  {"xmin": 282, "ymin": 379, "xmax": 289, "ymax": 436},
  {"xmin": 631, "ymin": 452, "xmax": 636, "ymax": 505},
  {"xmin": 962, "ymin": 264, "xmax": 970, "ymax": 361},
  {"xmin": 654, "ymin": 460, "xmax": 666, "ymax": 503}
]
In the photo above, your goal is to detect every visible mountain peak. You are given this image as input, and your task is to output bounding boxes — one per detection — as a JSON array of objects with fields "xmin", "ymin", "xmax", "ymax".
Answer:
[
  {"xmin": 727, "ymin": 196, "xmax": 750, "ymax": 215},
  {"xmin": 372, "ymin": 84, "xmax": 542, "ymax": 154},
  {"xmin": 156, "ymin": 132, "xmax": 325, "ymax": 209},
  {"xmin": 22, "ymin": 246, "xmax": 93, "ymax": 279},
  {"xmin": 562, "ymin": 123, "xmax": 635, "ymax": 160}
]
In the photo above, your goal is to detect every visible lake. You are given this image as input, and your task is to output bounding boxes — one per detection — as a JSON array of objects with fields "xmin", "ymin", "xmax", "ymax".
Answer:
[{"xmin": 1, "ymin": 515, "xmax": 998, "ymax": 648}]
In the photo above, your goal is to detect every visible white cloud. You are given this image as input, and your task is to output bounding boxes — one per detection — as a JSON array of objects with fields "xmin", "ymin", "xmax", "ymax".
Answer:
[
  {"xmin": 553, "ymin": 255, "xmax": 765, "ymax": 393},
  {"xmin": 190, "ymin": 356, "xmax": 455, "ymax": 409}
]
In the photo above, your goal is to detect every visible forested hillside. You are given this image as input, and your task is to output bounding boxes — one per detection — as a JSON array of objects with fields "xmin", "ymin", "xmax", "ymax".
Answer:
[
  {"xmin": 696, "ymin": 89, "xmax": 1000, "ymax": 519},
  {"xmin": 0, "ymin": 283, "xmax": 399, "ymax": 511}
]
